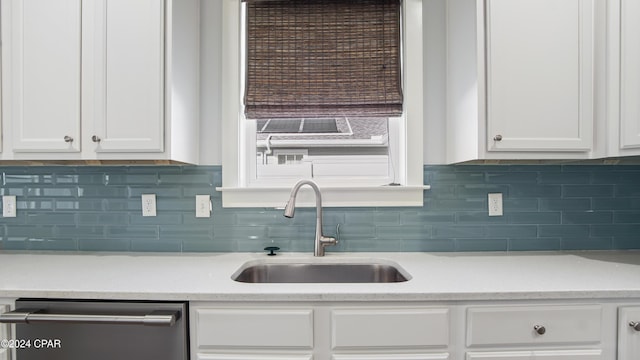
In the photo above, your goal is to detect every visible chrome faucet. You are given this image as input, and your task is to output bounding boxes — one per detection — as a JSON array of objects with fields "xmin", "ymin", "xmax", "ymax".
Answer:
[{"xmin": 283, "ymin": 180, "xmax": 337, "ymax": 257}]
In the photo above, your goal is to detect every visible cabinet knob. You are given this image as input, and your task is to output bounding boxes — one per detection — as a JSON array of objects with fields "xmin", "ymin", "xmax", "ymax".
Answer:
[
  {"xmin": 630, "ymin": 321, "xmax": 640, "ymax": 331},
  {"xmin": 64, "ymin": 136, "xmax": 74, "ymax": 143},
  {"xmin": 92, "ymin": 135, "xmax": 101, "ymax": 143},
  {"xmin": 493, "ymin": 134, "xmax": 503, "ymax": 141},
  {"xmin": 533, "ymin": 325, "xmax": 546, "ymax": 335}
]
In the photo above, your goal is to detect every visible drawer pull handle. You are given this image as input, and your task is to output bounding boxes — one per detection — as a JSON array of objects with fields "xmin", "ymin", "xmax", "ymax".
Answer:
[
  {"xmin": 92, "ymin": 135, "xmax": 101, "ymax": 143},
  {"xmin": 64, "ymin": 136, "xmax": 74, "ymax": 143},
  {"xmin": 533, "ymin": 325, "xmax": 546, "ymax": 335},
  {"xmin": 630, "ymin": 321, "xmax": 640, "ymax": 331},
  {"xmin": 493, "ymin": 134, "xmax": 503, "ymax": 141}
]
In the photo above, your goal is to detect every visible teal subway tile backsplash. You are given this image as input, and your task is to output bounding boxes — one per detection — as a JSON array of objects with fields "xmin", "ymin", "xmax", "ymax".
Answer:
[
  {"xmin": 614, "ymin": 211, "xmax": 640, "ymax": 223},
  {"xmin": 1, "ymin": 165, "xmax": 640, "ymax": 252},
  {"xmin": 561, "ymin": 237, "xmax": 613, "ymax": 251},
  {"xmin": 456, "ymin": 238, "xmax": 508, "ymax": 252},
  {"xmin": 563, "ymin": 184, "xmax": 615, "ymax": 198},
  {"xmin": 538, "ymin": 224, "xmax": 591, "ymax": 238},
  {"xmin": 562, "ymin": 211, "xmax": 613, "ymax": 224},
  {"xmin": 510, "ymin": 184, "xmax": 562, "ymax": 198}
]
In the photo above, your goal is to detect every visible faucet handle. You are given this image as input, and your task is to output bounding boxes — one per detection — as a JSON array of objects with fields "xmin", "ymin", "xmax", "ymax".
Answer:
[{"xmin": 320, "ymin": 236, "xmax": 337, "ymax": 247}]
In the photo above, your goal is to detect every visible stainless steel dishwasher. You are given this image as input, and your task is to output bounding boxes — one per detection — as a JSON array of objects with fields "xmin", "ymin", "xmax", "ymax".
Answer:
[{"xmin": 0, "ymin": 299, "xmax": 188, "ymax": 360}]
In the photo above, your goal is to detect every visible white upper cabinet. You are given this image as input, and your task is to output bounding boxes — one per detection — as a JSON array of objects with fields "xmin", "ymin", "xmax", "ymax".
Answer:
[
  {"xmin": 84, "ymin": 0, "xmax": 165, "ymax": 153},
  {"xmin": 619, "ymin": 0, "xmax": 640, "ymax": 150},
  {"xmin": 1, "ymin": 0, "xmax": 199, "ymax": 163},
  {"xmin": 485, "ymin": 0, "xmax": 593, "ymax": 153},
  {"xmin": 607, "ymin": 0, "xmax": 640, "ymax": 156},
  {"xmin": 5, "ymin": 0, "xmax": 82, "ymax": 153},
  {"xmin": 446, "ymin": 0, "xmax": 601, "ymax": 163}
]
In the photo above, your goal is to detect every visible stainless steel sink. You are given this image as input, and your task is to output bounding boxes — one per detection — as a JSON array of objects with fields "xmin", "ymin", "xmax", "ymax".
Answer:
[{"xmin": 232, "ymin": 261, "xmax": 410, "ymax": 283}]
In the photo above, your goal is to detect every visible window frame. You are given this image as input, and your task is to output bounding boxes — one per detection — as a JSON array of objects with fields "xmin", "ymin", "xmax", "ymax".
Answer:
[{"xmin": 218, "ymin": 0, "xmax": 427, "ymax": 208}]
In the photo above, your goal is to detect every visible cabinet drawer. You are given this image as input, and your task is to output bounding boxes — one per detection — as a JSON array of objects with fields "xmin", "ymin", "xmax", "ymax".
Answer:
[
  {"xmin": 466, "ymin": 305, "xmax": 601, "ymax": 347},
  {"xmin": 194, "ymin": 308, "xmax": 313, "ymax": 349},
  {"xmin": 466, "ymin": 349, "xmax": 602, "ymax": 359},
  {"xmin": 331, "ymin": 308, "xmax": 449, "ymax": 350},
  {"xmin": 333, "ymin": 354, "xmax": 449, "ymax": 360},
  {"xmin": 617, "ymin": 306, "xmax": 640, "ymax": 360},
  {"xmin": 197, "ymin": 355, "xmax": 312, "ymax": 360}
]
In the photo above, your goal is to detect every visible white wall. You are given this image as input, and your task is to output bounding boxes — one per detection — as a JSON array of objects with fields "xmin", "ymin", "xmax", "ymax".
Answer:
[{"xmin": 198, "ymin": 0, "xmax": 448, "ymax": 165}]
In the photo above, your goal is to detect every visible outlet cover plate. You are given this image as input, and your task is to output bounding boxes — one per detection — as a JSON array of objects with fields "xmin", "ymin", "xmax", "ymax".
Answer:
[
  {"xmin": 488, "ymin": 193, "xmax": 503, "ymax": 216},
  {"xmin": 196, "ymin": 195, "xmax": 211, "ymax": 218},
  {"xmin": 3, "ymin": 195, "xmax": 17, "ymax": 217},
  {"xmin": 141, "ymin": 194, "xmax": 157, "ymax": 217}
]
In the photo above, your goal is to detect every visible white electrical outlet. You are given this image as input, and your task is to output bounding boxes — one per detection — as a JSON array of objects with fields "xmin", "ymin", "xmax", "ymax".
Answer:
[
  {"xmin": 195, "ymin": 195, "xmax": 211, "ymax": 218},
  {"xmin": 488, "ymin": 193, "xmax": 503, "ymax": 216},
  {"xmin": 141, "ymin": 194, "xmax": 157, "ymax": 217},
  {"xmin": 2, "ymin": 195, "xmax": 17, "ymax": 218}
]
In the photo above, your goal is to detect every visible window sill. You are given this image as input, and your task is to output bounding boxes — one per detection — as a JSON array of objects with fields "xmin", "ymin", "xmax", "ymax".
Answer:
[{"xmin": 216, "ymin": 185, "xmax": 430, "ymax": 208}]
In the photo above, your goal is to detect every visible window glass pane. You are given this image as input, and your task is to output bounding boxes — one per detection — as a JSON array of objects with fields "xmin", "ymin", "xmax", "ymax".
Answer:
[{"xmin": 255, "ymin": 118, "xmax": 391, "ymax": 181}]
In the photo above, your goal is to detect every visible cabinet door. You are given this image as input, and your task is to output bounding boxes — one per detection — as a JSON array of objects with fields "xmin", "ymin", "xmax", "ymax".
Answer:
[
  {"xmin": 485, "ymin": 0, "xmax": 593, "ymax": 152},
  {"xmin": 619, "ymin": 0, "xmax": 640, "ymax": 149},
  {"xmin": 333, "ymin": 355, "xmax": 449, "ymax": 360},
  {"xmin": 193, "ymin": 308, "xmax": 314, "ymax": 350},
  {"xmin": 466, "ymin": 305, "xmax": 602, "ymax": 347},
  {"xmin": 618, "ymin": 307, "xmax": 640, "ymax": 360},
  {"xmin": 331, "ymin": 308, "xmax": 449, "ymax": 350},
  {"xmin": 466, "ymin": 350, "xmax": 602, "ymax": 359},
  {"xmin": 7, "ymin": 0, "xmax": 81, "ymax": 152},
  {"xmin": 86, "ymin": 0, "xmax": 164, "ymax": 152}
]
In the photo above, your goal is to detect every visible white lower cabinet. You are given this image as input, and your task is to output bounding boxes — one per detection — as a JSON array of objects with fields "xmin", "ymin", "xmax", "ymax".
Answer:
[
  {"xmin": 191, "ymin": 304, "xmax": 450, "ymax": 360},
  {"xmin": 466, "ymin": 305, "xmax": 602, "ymax": 347},
  {"xmin": 191, "ymin": 301, "xmax": 640, "ymax": 360},
  {"xmin": 330, "ymin": 307, "xmax": 450, "ymax": 359},
  {"xmin": 0, "ymin": 299, "xmax": 15, "ymax": 360},
  {"xmin": 192, "ymin": 306, "xmax": 314, "ymax": 360},
  {"xmin": 465, "ymin": 305, "xmax": 603, "ymax": 360},
  {"xmin": 332, "ymin": 355, "xmax": 449, "ymax": 360},
  {"xmin": 466, "ymin": 350, "xmax": 602, "ymax": 359},
  {"xmin": 618, "ymin": 307, "xmax": 640, "ymax": 360},
  {"xmin": 197, "ymin": 355, "xmax": 312, "ymax": 360}
]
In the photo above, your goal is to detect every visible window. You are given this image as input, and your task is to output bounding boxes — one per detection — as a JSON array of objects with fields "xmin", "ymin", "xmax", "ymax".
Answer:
[
  {"xmin": 219, "ymin": 0, "xmax": 425, "ymax": 207},
  {"xmin": 277, "ymin": 154, "xmax": 304, "ymax": 165},
  {"xmin": 254, "ymin": 116, "xmax": 394, "ymax": 184}
]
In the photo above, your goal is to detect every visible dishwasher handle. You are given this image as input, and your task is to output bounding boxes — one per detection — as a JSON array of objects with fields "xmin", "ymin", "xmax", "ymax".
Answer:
[{"xmin": 0, "ymin": 309, "xmax": 180, "ymax": 327}]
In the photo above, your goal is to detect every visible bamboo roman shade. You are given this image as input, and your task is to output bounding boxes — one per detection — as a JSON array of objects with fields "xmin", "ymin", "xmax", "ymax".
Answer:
[{"xmin": 244, "ymin": 0, "xmax": 403, "ymax": 119}]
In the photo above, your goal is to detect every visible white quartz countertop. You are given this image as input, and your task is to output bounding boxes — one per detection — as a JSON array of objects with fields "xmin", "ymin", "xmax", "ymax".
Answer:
[{"xmin": 1, "ymin": 251, "xmax": 640, "ymax": 302}]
